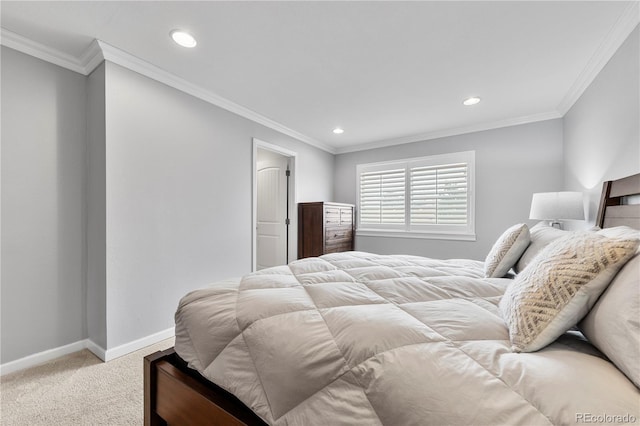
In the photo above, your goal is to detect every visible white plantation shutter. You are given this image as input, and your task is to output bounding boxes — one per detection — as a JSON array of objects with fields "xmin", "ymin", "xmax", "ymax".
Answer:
[
  {"xmin": 410, "ymin": 163, "xmax": 468, "ymax": 225},
  {"xmin": 357, "ymin": 151, "xmax": 475, "ymax": 239},
  {"xmin": 360, "ymin": 168, "xmax": 405, "ymax": 225}
]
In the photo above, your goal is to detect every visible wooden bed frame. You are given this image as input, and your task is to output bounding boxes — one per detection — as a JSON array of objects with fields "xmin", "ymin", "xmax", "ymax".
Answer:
[
  {"xmin": 144, "ymin": 347, "xmax": 266, "ymax": 425},
  {"xmin": 596, "ymin": 172, "xmax": 640, "ymax": 229},
  {"xmin": 144, "ymin": 172, "xmax": 640, "ymax": 426}
]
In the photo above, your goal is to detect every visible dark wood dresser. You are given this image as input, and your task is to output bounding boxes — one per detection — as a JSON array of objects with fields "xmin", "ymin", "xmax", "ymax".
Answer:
[{"xmin": 298, "ymin": 202, "xmax": 354, "ymax": 259}]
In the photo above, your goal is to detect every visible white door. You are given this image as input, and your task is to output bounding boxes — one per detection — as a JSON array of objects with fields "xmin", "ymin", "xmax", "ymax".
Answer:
[{"xmin": 256, "ymin": 149, "xmax": 289, "ymax": 270}]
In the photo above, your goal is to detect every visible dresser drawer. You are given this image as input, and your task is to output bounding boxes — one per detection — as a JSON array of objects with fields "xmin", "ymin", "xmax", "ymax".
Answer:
[
  {"xmin": 339, "ymin": 208, "xmax": 352, "ymax": 226},
  {"xmin": 324, "ymin": 207, "xmax": 341, "ymax": 225},
  {"xmin": 325, "ymin": 227, "xmax": 353, "ymax": 244}
]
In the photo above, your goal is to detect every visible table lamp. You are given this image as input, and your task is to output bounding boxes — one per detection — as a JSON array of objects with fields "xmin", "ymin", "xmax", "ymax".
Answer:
[{"xmin": 529, "ymin": 192, "xmax": 585, "ymax": 229}]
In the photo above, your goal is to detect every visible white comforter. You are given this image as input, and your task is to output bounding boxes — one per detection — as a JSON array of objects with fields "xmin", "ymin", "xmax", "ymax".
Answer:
[{"xmin": 175, "ymin": 252, "xmax": 640, "ymax": 425}]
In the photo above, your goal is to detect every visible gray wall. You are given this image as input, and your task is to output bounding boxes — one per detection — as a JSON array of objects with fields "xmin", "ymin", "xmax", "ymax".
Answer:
[
  {"xmin": 334, "ymin": 120, "xmax": 564, "ymax": 260},
  {"xmin": 564, "ymin": 25, "xmax": 639, "ymax": 224},
  {"xmin": 1, "ymin": 47, "xmax": 87, "ymax": 363},
  {"xmin": 0, "ymin": 48, "xmax": 334, "ymax": 361},
  {"xmin": 86, "ymin": 62, "xmax": 107, "ymax": 349},
  {"xmin": 102, "ymin": 62, "xmax": 334, "ymax": 349}
]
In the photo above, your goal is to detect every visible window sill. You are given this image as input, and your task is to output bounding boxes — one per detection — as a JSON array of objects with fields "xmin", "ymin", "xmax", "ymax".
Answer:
[{"xmin": 356, "ymin": 229, "xmax": 476, "ymax": 241}]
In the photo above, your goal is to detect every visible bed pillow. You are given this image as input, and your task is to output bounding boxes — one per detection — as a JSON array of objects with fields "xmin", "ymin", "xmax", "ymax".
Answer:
[
  {"xmin": 485, "ymin": 224, "xmax": 530, "ymax": 278},
  {"xmin": 596, "ymin": 226, "xmax": 640, "ymax": 252},
  {"xmin": 514, "ymin": 223, "xmax": 568, "ymax": 273},
  {"xmin": 500, "ymin": 232, "xmax": 639, "ymax": 353},
  {"xmin": 580, "ymin": 226, "xmax": 640, "ymax": 388}
]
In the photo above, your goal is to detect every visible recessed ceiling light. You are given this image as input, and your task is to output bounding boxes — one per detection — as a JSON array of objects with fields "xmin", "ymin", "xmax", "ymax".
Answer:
[
  {"xmin": 170, "ymin": 30, "xmax": 197, "ymax": 48},
  {"xmin": 463, "ymin": 97, "xmax": 481, "ymax": 106},
  {"xmin": 333, "ymin": 128, "xmax": 344, "ymax": 134}
]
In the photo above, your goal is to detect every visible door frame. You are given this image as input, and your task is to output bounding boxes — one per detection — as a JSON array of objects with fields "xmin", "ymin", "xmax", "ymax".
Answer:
[{"xmin": 252, "ymin": 138, "xmax": 297, "ymax": 272}]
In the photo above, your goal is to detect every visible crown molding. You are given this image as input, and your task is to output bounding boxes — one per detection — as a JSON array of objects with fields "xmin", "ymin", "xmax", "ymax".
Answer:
[
  {"xmin": 335, "ymin": 111, "xmax": 563, "ymax": 154},
  {"xmin": 557, "ymin": 2, "xmax": 639, "ymax": 114},
  {"xmin": 80, "ymin": 39, "xmax": 105, "ymax": 75},
  {"xmin": 0, "ymin": 28, "xmax": 88, "ymax": 74},
  {"xmin": 0, "ymin": 28, "xmax": 104, "ymax": 75},
  {"xmin": 0, "ymin": 28, "xmax": 334, "ymax": 154},
  {"xmin": 94, "ymin": 40, "xmax": 334, "ymax": 154}
]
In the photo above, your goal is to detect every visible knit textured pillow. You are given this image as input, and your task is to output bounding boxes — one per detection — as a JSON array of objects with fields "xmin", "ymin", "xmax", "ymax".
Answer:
[
  {"xmin": 499, "ymin": 232, "xmax": 639, "ymax": 352},
  {"xmin": 484, "ymin": 224, "xmax": 530, "ymax": 278}
]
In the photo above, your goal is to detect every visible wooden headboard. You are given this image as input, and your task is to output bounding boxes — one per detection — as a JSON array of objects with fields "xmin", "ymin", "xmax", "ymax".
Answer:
[{"xmin": 596, "ymin": 172, "xmax": 640, "ymax": 229}]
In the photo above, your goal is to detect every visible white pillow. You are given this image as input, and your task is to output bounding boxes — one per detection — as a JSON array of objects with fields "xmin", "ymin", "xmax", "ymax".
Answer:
[
  {"xmin": 580, "ymin": 226, "xmax": 640, "ymax": 388},
  {"xmin": 514, "ymin": 223, "xmax": 568, "ymax": 273},
  {"xmin": 485, "ymin": 224, "xmax": 530, "ymax": 278},
  {"xmin": 500, "ymin": 232, "xmax": 639, "ymax": 352},
  {"xmin": 580, "ymin": 254, "xmax": 640, "ymax": 387}
]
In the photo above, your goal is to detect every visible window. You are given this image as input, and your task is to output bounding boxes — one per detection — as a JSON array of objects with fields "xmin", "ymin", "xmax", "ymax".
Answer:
[{"xmin": 356, "ymin": 151, "xmax": 475, "ymax": 240}]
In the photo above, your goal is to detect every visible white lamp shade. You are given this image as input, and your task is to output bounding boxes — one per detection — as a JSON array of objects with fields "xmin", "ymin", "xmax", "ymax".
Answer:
[{"xmin": 529, "ymin": 192, "xmax": 585, "ymax": 220}]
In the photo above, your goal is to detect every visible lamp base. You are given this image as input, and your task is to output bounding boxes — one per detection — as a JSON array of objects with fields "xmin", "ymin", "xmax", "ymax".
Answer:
[{"xmin": 549, "ymin": 221, "xmax": 562, "ymax": 229}]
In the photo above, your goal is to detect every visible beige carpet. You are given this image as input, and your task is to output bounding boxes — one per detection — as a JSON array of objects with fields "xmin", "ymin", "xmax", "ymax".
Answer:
[{"xmin": 0, "ymin": 338, "xmax": 174, "ymax": 426}]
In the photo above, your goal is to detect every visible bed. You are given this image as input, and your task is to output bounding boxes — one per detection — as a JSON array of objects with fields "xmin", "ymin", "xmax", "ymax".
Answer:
[{"xmin": 144, "ymin": 173, "xmax": 640, "ymax": 426}]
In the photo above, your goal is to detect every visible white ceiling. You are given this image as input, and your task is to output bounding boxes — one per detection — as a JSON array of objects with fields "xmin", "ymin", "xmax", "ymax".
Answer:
[{"xmin": 1, "ymin": 1, "xmax": 638, "ymax": 153}]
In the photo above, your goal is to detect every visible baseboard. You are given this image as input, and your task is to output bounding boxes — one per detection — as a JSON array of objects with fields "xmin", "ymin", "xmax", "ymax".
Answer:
[
  {"xmin": 0, "ymin": 340, "xmax": 87, "ymax": 376},
  {"xmin": 85, "ymin": 339, "xmax": 106, "ymax": 361},
  {"xmin": 104, "ymin": 327, "xmax": 175, "ymax": 361},
  {"xmin": 0, "ymin": 327, "xmax": 175, "ymax": 375}
]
